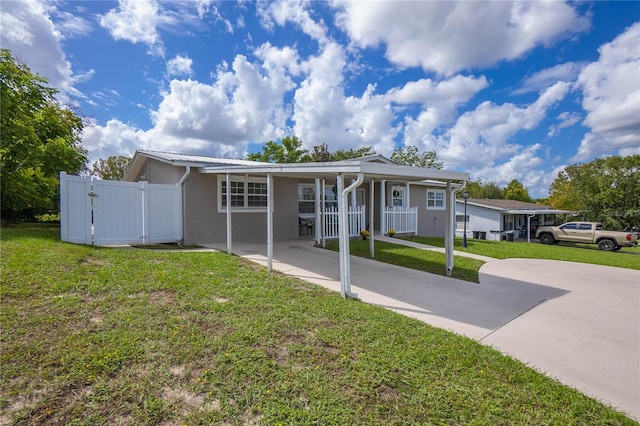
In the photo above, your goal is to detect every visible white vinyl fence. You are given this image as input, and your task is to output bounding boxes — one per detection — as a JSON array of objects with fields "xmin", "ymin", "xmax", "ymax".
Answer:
[
  {"xmin": 384, "ymin": 206, "xmax": 418, "ymax": 234},
  {"xmin": 60, "ymin": 172, "xmax": 180, "ymax": 246},
  {"xmin": 321, "ymin": 206, "xmax": 365, "ymax": 239}
]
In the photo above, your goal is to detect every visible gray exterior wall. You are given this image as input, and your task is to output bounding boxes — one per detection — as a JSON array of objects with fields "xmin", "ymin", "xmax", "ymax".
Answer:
[
  {"xmin": 411, "ymin": 185, "xmax": 449, "ymax": 238},
  {"xmin": 131, "ymin": 159, "xmax": 185, "ymax": 184},
  {"xmin": 183, "ymin": 174, "xmax": 300, "ymax": 245}
]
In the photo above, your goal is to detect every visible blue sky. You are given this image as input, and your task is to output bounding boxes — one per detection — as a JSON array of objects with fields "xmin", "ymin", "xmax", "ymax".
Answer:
[{"xmin": 1, "ymin": 1, "xmax": 639, "ymax": 197}]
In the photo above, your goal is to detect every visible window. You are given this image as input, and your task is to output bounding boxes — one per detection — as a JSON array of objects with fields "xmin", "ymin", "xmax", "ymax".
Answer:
[
  {"xmin": 391, "ymin": 186, "xmax": 405, "ymax": 207},
  {"xmin": 218, "ymin": 176, "xmax": 267, "ymax": 212},
  {"xmin": 456, "ymin": 215, "xmax": 469, "ymax": 229},
  {"xmin": 298, "ymin": 183, "xmax": 338, "ymax": 216},
  {"xmin": 427, "ymin": 189, "xmax": 445, "ymax": 210},
  {"xmin": 560, "ymin": 223, "xmax": 577, "ymax": 230}
]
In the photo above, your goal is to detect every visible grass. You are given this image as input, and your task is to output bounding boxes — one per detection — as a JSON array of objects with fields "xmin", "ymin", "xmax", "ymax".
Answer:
[
  {"xmin": 1, "ymin": 223, "xmax": 636, "ymax": 425},
  {"xmin": 325, "ymin": 239, "xmax": 484, "ymax": 283},
  {"xmin": 403, "ymin": 236, "xmax": 640, "ymax": 270}
]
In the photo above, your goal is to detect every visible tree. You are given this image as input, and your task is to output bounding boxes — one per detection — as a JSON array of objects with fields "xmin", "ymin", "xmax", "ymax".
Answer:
[
  {"xmin": 502, "ymin": 179, "xmax": 532, "ymax": 202},
  {"xmin": 308, "ymin": 144, "xmax": 376, "ymax": 162},
  {"xmin": 1, "ymin": 49, "xmax": 87, "ymax": 220},
  {"xmin": 247, "ymin": 136, "xmax": 308, "ymax": 163},
  {"xmin": 548, "ymin": 155, "xmax": 640, "ymax": 229},
  {"xmin": 390, "ymin": 146, "xmax": 443, "ymax": 169},
  {"xmin": 91, "ymin": 155, "xmax": 131, "ymax": 180}
]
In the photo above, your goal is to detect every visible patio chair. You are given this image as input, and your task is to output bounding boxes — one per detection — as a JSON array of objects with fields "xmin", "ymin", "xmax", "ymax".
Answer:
[{"xmin": 299, "ymin": 217, "xmax": 313, "ymax": 236}]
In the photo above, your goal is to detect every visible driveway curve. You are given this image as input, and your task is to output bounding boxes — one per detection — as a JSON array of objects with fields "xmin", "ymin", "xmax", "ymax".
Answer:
[{"xmin": 478, "ymin": 258, "xmax": 639, "ymax": 420}]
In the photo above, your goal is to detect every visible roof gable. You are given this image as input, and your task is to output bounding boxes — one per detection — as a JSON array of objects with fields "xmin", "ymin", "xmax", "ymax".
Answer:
[{"xmin": 460, "ymin": 198, "xmax": 553, "ymax": 211}]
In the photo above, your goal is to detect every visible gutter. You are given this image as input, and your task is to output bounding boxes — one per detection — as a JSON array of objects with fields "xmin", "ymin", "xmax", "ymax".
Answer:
[
  {"xmin": 446, "ymin": 180, "xmax": 467, "ymax": 276},
  {"xmin": 177, "ymin": 166, "xmax": 191, "ymax": 244},
  {"xmin": 339, "ymin": 172, "xmax": 364, "ymax": 298}
]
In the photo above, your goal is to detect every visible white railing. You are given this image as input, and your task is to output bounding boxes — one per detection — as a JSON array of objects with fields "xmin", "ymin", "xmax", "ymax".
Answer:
[
  {"xmin": 322, "ymin": 205, "xmax": 365, "ymax": 239},
  {"xmin": 384, "ymin": 206, "xmax": 418, "ymax": 234}
]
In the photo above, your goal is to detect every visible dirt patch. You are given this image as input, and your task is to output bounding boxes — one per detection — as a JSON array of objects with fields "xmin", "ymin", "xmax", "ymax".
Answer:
[
  {"xmin": 147, "ymin": 290, "xmax": 176, "ymax": 305},
  {"xmin": 377, "ymin": 384, "xmax": 400, "ymax": 402},
  {"xmin": 79, "ymin": 256, "xmax": 109, "ymax": 267}
]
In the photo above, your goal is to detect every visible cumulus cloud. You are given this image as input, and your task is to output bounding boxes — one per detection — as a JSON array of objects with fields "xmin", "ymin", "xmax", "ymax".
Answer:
[
  {"xmin": 547, "ymin": 111, "xmax": 581, "ymax": 137},
  {"xmin": 99, "ymin": 0, "xmax": 167, "ymax": 56},
  {"xmin": 0, "ymin": 0, "xmax": 75, "ymax": 94},
  {"xmin": 574, "ymin": 22, "xmax": 640, "ymax": 160},
  {"xmin": 332, "ymin": 1, "xmax": 590, "ymax": 75},
  {"xmin": 258, "ymin": 0, "xmax": 329, "ymax": 45},
  {"xmin": 166, "ymin": 55, "xmax": 193, "ymax": 77},
  {"xmin": 436, "ymin": 81, "xmax": 571, "ymax": 169},
  {"xmin": 514, "ymin": 62, "xmax": 586, "ymax": 95}
]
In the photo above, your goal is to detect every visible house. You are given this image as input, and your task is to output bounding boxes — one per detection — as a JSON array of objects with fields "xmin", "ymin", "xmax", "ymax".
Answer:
[
  {"xmin": 124, "ymin": 150, "xmax": 468, "ymax": 244},
  {"xmin": 454, "ymin": 198, "xmax": 574, "ymax": 241},
  {"xmin": 122, "ymin": 150, "xmax": 470, "ymax": 297}
]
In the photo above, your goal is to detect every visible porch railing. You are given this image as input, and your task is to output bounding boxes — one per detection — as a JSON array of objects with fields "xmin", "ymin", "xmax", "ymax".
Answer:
[
  {"xmin": 384, "ymin": 206, "xmax": 418, "ymax": 234},
  {"xmin": 322, "ymin": 206, "xmax": 365, "ymax": 239}
]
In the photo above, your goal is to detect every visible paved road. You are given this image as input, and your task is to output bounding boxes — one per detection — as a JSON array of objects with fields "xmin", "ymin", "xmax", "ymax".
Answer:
[{"xmin": 206, "ymin": 239, "xmax": 640, "ymax": 420}]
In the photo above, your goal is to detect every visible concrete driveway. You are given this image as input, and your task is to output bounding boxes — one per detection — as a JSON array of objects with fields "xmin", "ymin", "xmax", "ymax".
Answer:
[{"xmin": 205, "ymin": 239, "xmax": 640, "ymax": 420}]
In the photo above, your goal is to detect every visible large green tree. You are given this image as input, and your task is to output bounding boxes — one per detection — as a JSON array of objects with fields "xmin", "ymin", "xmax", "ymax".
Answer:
[
  {"xmin": 390, "ymin": 146, "xmax": 443, "ymax": 169},
  {"xmin": 502, "ymin": 179, "xmax": 532, "ymax": 202},
  {"xmin": 91, "ymin": 155, "xmax": 131, "ymax": 180},
  {"xmin": 1, "ymin": 49, "xmax": 87, "ymax": 220},
  {"xmin": 548, "ymin": 155, "xmax": 640, "ymax": 229},
  {"xmin": 247, "ymin": 136, "xmax": 308, "ymax": 163}
]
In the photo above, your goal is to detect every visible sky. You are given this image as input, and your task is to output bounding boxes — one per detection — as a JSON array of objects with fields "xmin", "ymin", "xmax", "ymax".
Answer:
[{"xmin": 1, "ymin": 0, "xmax": 639, "ymax": 198}]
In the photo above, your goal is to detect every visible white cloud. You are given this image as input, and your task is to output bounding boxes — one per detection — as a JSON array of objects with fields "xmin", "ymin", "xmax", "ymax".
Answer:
[
  {"xmin": 166, "ymin": 55, "xmax": 193, "ymax": 77},
  {"xmin": 82, "ymin": 119, "xmax": 149, "ymax": 162},
  {"xmin": 436, "ymin": 81, "xmax": 570, "ymax": 169},
  {"xmin": 99, "ymin": 0, "xmax": 166, "ymax": 57},
  {"xmin": 53, "ymin": 10, "xmax": 93, "ymax": 39},
  {"xmin": 547, "ymin": 111, "xmax": 581, "ymax": 137},
  {"xmin": 258, "ymin": 0, "xmax": 329, "ymax": 45},
  {"xmin": 574, "ymin": 22, "xmax": 640, "ymax": 160},
  {"xmin": 0, "ymin": 0, "xmax": 75, "ymax": 94},
  {"xmin": 514, "ymin": 62, "xmax": 586, "ymax": 95},
  {"xmin": 292, "ymin": 42, "xmax": 397, "ymax": 153},
  {"xmin": 332, "ymin": 1, "xmax": 590, "ymax": 75}
]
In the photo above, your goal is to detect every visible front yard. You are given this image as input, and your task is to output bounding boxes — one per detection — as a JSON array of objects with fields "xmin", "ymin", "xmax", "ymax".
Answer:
[{"xmin": 1, "ymin": 224, "xmax": 635, "ymax": 424}]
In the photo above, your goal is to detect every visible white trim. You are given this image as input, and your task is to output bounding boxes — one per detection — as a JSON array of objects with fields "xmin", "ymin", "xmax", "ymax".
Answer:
[
  {"xmin": 217, "ymin": 175, "xmax": 268, "ymax": 213},
  {"xmin": 427, "ymin": 189, "xmax": 446, "ymax": 210}
]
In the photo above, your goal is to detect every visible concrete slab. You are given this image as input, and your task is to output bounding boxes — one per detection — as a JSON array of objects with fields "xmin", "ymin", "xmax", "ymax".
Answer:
[{"xmin": 204, "ymin": 239, "xmax": 640, "ymax": 420}]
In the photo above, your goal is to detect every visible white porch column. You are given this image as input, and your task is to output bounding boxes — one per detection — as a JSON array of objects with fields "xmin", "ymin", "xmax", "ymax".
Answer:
[
  {"xmin": 226, "ymin": 173, "xmax": 232, "ymax": 255},
  {"xmin": 321, "ymin": 178, "xmax": 326, "ymax": 247},
  {"xmin": 337, "ymin": 174, "xmax": 347, "ymax": 298},
  {"xmin": 369, "ymin": 178, "xmax": 375, "ymax": 258},
  {"xmin": 380, "ymin": 180, "xmax": 387, "ymax": 236},
  {"xmin": 266, "ymin": 173, "xmax": 273, "ymax": 272},
  {"xmin": 445, "ymin": 180, "xmax": 454, "ymax": 276},
  {"xmin": 315, "ymin": 179, "xmax": 321, "ymax": 244},
  {"xmin": 405, "ymin": 182, "xmax": 410, "ymax": 208},
  {"xmin": 227, "ymin": 173, "xmax": 233, "ymax": 254}
]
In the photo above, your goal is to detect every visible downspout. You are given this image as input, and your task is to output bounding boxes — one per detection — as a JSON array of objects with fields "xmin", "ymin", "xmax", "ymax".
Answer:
[
  {"xmin": 177, "ymin": 166, "xmax": 191, "ymax": 244},
  {"xmin": 446, "ymin": 180, "xmax": 467, "ymax": 276},
  {"xmin": 339, "ymin": 172, "xmax": 364, "ymax": 299}
]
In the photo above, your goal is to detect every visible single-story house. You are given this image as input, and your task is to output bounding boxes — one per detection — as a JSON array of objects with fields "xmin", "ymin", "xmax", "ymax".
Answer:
[
  {"xmin": 123, "ymin": 150, "xmax": 470, "ymax": 297},
  {"xmin": 454, "ymin": 198, "xmax": 574, "ymax": 241}
]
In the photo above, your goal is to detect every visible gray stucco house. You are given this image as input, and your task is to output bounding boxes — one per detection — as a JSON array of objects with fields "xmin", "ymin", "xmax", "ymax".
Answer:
[{"xmin": 124, "ymin": 150, "xmax": 469, "ymax": 246}]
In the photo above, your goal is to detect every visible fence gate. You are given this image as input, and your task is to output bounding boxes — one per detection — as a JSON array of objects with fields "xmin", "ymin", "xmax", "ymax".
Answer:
[{"xmin": 60, "ymin": 172, "xmax": 180, "ymax": 246}]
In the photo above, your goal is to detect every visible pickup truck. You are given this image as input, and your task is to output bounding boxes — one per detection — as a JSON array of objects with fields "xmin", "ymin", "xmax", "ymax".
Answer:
[{"xmin": 535, "ymin": 222, "xmax": 638, "ymax": 251}]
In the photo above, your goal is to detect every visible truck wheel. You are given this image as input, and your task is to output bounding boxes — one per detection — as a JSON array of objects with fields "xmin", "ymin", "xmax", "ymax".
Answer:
[
  {"xmin": 598, "ymin": 239, "xmax": 616, "ymax": 251},
  {"xmin": 539, "ymin": 234, "xmax": 555, "ymax": 245}
]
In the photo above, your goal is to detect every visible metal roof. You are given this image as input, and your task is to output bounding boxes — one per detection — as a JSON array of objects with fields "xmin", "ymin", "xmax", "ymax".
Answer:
[{"xmin": 456, "ymin": 198, "xmax": 574, "ymax": 214}]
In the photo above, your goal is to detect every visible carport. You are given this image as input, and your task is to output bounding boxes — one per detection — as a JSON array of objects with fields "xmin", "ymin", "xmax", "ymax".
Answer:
[{"xmin": 199, "ymin": 159, "xmax": 469, "ymax": 298}]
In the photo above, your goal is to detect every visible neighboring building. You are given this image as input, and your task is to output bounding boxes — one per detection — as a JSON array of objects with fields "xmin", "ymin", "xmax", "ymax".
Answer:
[
  {"xmin": 123, "ymin": 150, "xmax": 469, "ymax": 246},
  {"xmin": 455, "ymin": 198, "xmax": 574, "ymax": 240}
]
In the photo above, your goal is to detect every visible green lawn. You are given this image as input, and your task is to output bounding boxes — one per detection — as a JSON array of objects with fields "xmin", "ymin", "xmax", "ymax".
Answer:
[
  {"xmin": 403, "ymin": 236, "xmax": 640, "ymax": 270},
  {"xmin": 1, "ymin": 224, "xmax": 636, "ymax": 425},
  {"xmin": 325, "ymin": 239, "xmax": 484, "ymax": 283}
]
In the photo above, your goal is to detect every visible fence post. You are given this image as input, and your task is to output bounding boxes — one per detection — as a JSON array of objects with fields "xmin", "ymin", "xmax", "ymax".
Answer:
[{"xmin": 141, "ymin": 181, "xmax": 149, "ymax": 244}]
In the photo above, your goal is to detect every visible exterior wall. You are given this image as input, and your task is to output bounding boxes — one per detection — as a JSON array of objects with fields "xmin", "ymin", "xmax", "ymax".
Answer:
[
  {"xmin": 455, "ymin": 202, "xmax": 501, "ymax": 239},
  {"xmin": 183, "ymin": 174, "xmax": 300, "ymax": 245},
  {"xmin": 411, "ymin": 185, "xmax": 449, "ymax": 237},
  {"xmin": 131, "ymin": 159, "xmax": 185, "ymax": 184}
]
